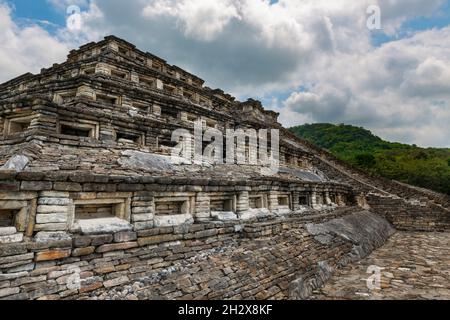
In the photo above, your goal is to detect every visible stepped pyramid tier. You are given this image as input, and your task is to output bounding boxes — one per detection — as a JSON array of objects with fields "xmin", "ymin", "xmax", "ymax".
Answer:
[{"xmin": 0, "ymin": 36, "xmax": 448, "ymax": 300}]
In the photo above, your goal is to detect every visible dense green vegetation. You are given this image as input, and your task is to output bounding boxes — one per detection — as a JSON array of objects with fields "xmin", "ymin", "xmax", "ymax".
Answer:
[{"xmin": 289, "ymin": 123, "xmax": 450, "ymax": 195}]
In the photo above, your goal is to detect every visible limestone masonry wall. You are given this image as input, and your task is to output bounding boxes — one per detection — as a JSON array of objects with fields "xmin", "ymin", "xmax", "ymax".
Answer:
[
  {"xmin": 1, "ymin": 207, "xmax": 391, "ymax": 300},
  {"xmin": 367, "ymin": 195, "xmax": 450, "ymax": 232}
]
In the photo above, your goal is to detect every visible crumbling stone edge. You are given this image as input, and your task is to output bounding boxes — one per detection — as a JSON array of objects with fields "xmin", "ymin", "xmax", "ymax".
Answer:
[{"xmin": 289, "ymin": 211, "xmax": 395, "ymax": 299}]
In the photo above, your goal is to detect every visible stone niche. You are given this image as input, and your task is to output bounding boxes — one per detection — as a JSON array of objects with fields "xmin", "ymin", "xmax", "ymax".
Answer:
[
  {"xmin": 356, "ymin": 193, "xmax": 370, "ymax": 209},
  {"xmin": 236, "ymin": 191, "xmax": 271, "ymax": 220},
  {"xmin": 329, "ymin": 193, "xmax": 337, "ymax": 205},
  {"xmin": 114, "ymin": 130, "xmax": 145, "ymax": 146},
  {"xmin": 3, "ymin": 114, "xmax": 34, "ymax": 136},
  {"xmin": 277, "ymin": 194, "xmax": 291, "ymax": 212},
  {"xmin": 243, "ymin": 192, "xmax": 270, "ymax": 219},
  {"xmin": 110, "ymin": 68, "xmax": 129, "ymax": 80},
  {"xmin": 297, "ymin": 193, "xmax": 310, "ymax": 206},
  {"xmin": 132, "ymin": 101, "xmax": 151, "ymax": 113},
  {"xmin": 311, "ymin": 191, "xmax": 335, "ymax": 209},
  {"xmin": 209, "ymin": 192, "xmax": 237, "ymax": 221},
  {"xmin": 53, "ymin": 90, "xmax": 77, "ymax": 104},
  {"xmin": 67, "ymin": 193, "xmax": 132, "ymax": 235},
  {"xmin": 201, "ymin": 117, "xmax": 218, "ymax": 129},
  {"xmin": 58, "ymin": 119, "xmax": 100, "ymax": 139},
  {"xmin": 81, "ymin": 65, "xmax": 96, "ymax": 75},
  {"xmin": 152, "ymin": 104, "xmax": 162, "ymax": 116},
  {"xmin": 335, "ymin": 193, "xmax": 347, "ymax": 206},
  {"xmin": 182, "ymin": 90, "xmax": 198, "ymax": 103},
  {"xmin": 249, "ymin": 193, "xmax": 268, "ymax": 210},
  {"xmin": 96, "ymin": 92, "xmax": 120, "ymax": 106},
  {"xmin": 163, "ymin": 84, "xmax": 178, "ymax": 95},
  {"xmin": 95, "ymin": 63, "xmax": 112, "ymax": 76},
  {"xmin": 0, "ymin": 192, "xmax": 37, "ymax": 243},
  {"xmin": 315, "ymin": 192, "xmax": 325, "ymax": 206},
  {"xmin": 297, "ymin": 158, "xmax": 312, "ymax": 170},
  {"xmin": 179, "ymin": 112, "xmax": 198, "ymax": 123},
  {"xmin": 291, "ymin": 191, "xmax": 313, "ymax": 213},
  {"xmin": 268, "ymin": 191, "xmax": 292, "ymax": 216},
  {"xmin": 153, "ymin": 193, "xmax": 195, "ymax": 227},
  {"xmin": 139, "ymin": 76, "xmax": 156, "ymax": 89}
]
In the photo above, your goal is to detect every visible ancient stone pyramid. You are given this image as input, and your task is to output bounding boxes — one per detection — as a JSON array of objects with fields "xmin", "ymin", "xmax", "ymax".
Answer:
[{"xmin": 0, "ymin": 36, "xmax": 448, "ymax": 300}]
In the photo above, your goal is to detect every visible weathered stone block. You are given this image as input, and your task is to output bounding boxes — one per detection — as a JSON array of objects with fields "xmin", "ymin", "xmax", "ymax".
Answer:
[
  {"xmin": 40, "ymin": 192, "xmax": 70, "ymax": 198},
  {"xmin": 6, "ymin": 262, "xmax": 35, "ymax": 273},
  {"xmin": 0, "ymin": 272, "xmax": 28, "ymax": 281},
  {"xmin": 131, "ymin": 207, "xmax": 152, "ymax": 214},
  {"xmin": 78, "ymin": 218, "xmax": 133, "ymax": 235},
  {"xmin": 1, "ymin": 155, "xmax": 29, "ymax": 172},
  {"xmin": 21, "ymin": 181, "xmax": 52, "ymax": 191},
  {"xmin": 114, "ymin": 231, "xmax": 137, "ymax": 243},
  {"xmin": 0, "ymin": 192, "xmax": 36, "ymax": 200},
  {"xmin": 0, "ymin": 233, "xmax": 23, "ymax": 244},
  {"xmin": 132, "ymin": 213, "xmax": 153, "ymax": 222},
  {"xmin": 97, "ymin": 192, "xmax": 132, "ymax": 199},
  {"xmin": 71, "ymin": 192, "xmax": 97, "ymax": 200},
  {"xmin": 118, "ymin": 184, "xmax": 144, "ymax": 192},
  {"xmin": 0, "ymin": 243, "xmax": 27, "ymax": 257},
  {"xmin": 0, "ymin": 181, "xmax": 20, "ymax": 191},
  {"xmin": 53, "ymin": 182, "xmax": 82, "ymax": 192},
  {"xmin": 12, "ymin": 275, "xmax": 47, "ymax": 287},
  {"xmin": 82, "ymin": 183, "xmax": 117, "ymax": 192},
  {"xmin": 79, "ymin": 281, "xmax": 103, "ymax": 293},
  {"xmin": 154, "ymin": 214, "xmax": 194, "ymax": 228},
  {"xmin": 37, "ymin": 205, "xmax": 68, "ymax": 214},
  {"xmin": 38, "ymin": 198, "xmax": 70, "ymax": 205},
  {"xmin": 35, "ymin": 249, "xmax": 71, "ymax": 262},
  {"xmin": 90, "ymin": 234, "xmax": 114, "ymax": 246},
  {"xmin": 194, "ymin": 229, "xmax": 218, "ymax": 239},
  {"xmin": 0, "ymin": 255, "xmax": 33, "ymax": 269},
  {"xmin": 96, "ymin": 242, "xmax": 138, "ymax": 253},
  {"xmin": 73, "ymin": 236, "xmax": 92, "ymax": 247},
  {"xmin": 103, "ymin": 276, "xmax": 129, "ymax": 288},
  {"xmin": 0, "ymin": 287, "xmax": 20, "ymax": 298},
  {"xmin": 0, "ymin": 227, "xmax": 17, "ymax": 236},
  {"xmin": 138, "ymin": 234, "xmax": 182, "ymax": 246},
  {"xmin": 133, "ymin": 221, "xmax": 154, "ymax": 231},
  {"xmin": 93, "ymin": 265, "xmax": 115, "ymax": 274},
  {"xmin": 34, "ymin": 223, "xmax": 67, "ymax": 232},
  {"xmin": 34, "ymin": 231, "xmax": 71, "ymax": 243},
  {"xmin": 36, "ymin": 213, "xmax": 68, "ymax": 224},
  {"xmin": 72, "ymin": 247, "xmax": 95, "ymax": 257}
]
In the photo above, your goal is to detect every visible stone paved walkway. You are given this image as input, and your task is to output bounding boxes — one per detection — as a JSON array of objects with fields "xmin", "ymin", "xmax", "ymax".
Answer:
[{"xmin": 310, "ymin": 232, "xmax": 450, "ymax": 300}]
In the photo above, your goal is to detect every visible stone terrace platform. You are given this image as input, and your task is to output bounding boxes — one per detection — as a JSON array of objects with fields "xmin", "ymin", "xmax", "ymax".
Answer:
[{"xmin": 310, "ymin": 232, "xmax": 450, "ymax": 300}]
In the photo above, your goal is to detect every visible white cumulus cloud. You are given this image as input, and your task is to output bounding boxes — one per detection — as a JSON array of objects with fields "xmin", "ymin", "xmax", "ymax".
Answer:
[
  {"xmin": 0, "ymin": 3, "xmax": 70, "ymax": 82},
  {"xmin": 143, "ymin": 0, "xmax": 240, "ymax": 41},
  {"xmin": 1, "ymin": 0, "xmax": 449, "ymax": 147}
]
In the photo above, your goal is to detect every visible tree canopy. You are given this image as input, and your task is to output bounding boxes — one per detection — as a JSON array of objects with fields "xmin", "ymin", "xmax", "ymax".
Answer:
[{"xmin": 289, "ymin": 123, "xmax": 450, "ymax": 195}]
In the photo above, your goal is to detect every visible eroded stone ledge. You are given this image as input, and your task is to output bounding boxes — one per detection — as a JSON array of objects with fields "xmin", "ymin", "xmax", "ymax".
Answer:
[{"xmin": 0, "ymin": 206, "xmax": 373, "ymax": 300}]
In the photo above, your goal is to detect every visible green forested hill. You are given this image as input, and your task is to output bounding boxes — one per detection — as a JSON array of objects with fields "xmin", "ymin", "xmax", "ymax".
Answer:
[{"xmin": 289, "ymin": 123, "xmax": 450, "ymax": 195}]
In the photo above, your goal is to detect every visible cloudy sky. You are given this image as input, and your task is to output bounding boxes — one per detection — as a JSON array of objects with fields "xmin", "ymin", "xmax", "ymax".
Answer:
[{"xmin": 1, "ymin": 0, "xmax": 450, "ymax": 147}]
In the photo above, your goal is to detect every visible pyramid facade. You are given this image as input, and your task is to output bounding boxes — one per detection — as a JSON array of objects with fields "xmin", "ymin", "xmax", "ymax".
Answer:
[{"xmin": 0, "ymin": 36, "xmax": 448, "ymax": 300}]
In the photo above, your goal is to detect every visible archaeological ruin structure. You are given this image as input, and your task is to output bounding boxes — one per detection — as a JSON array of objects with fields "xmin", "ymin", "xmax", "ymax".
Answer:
[{"xmin": 0, "ymin": 36, "xmax": 449, "ymax": 300}]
